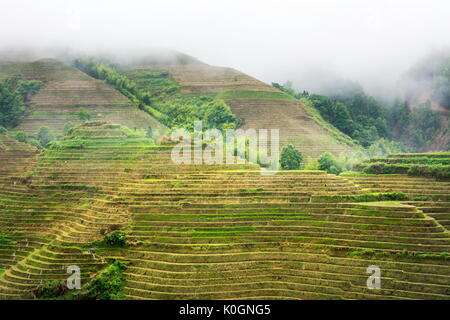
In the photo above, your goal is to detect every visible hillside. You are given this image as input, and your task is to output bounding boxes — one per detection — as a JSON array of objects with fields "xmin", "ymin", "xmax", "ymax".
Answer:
[
  {"xmin": 0, "ymin": 123, "xmax": 449, "ymax": 299},
  {"xmin": 0, "ymin": 58, "xmax": 168, "ymax": 138},
  {"xmin": 401, "ymin": 51, "xmax": 450, "ymax": 151},
  {"xmin": 122, "ymin": 62, "xmax": 357, "ymax": 157}
]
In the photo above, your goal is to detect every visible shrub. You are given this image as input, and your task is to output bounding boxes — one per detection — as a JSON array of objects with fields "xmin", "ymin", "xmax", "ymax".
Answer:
[
  {"xmin": 13, "ymin": 131, "xmax": 28, "ymax": 143},
  {"xmin": 33, "ymin": 280, "xmax": 67, "ymax": 299},
  {"xmin": 280, "ymin": 144, "xmax": 303, "ymax": 170},
  {"xmin": 318, "ymin": 152, "xmax": 343, "ymax": 174},
  {"xmin": 70, "ymin": 260, "xmax": 127, "ymax": 300},
  {"xmin": 0, "ymin": 126, "xmax": 7, "ymax": 134},
  {"xmin": 408, "ymin": 164, "xmax": 450, "ymax": 179},
  {"xmin": 76, "ymin": 108, "xmax": 92, "ymax": 122},
  {"xmin": 63, "ymin": 122, "xmax": 75, "ymax": 135},
  {"xmin": 361, "ymin": 162, "xmax": 409, "ymax": 174},
  {"xmin": 104, "ymin": 231, "xmax": 127, "ymax": 247},
  {"xmin": 37, "ymin": 126, "xmax": 55, "ymax": 147},
  {"xmin": 303, "ymin": 156, "xmax": 319, "ymax": 170},
  {"xmin": 28, "ymin": 138, "xmax": 43, "ymax": 149},
  {"xmin": 311, "ymin": 192, "xmax": 408, "ymax": 202}
]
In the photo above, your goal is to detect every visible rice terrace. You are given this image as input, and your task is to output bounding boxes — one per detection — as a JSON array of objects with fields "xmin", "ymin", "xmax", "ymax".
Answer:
[{"xmin": 0, "ymin": 0, "xmax": 449, "ymax": 306}]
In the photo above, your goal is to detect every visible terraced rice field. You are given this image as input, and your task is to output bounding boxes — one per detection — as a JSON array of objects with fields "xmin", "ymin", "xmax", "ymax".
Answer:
[
  {"xmin": 124, "ymin": 63, "xmax": 356, "ymax": 157},
  {"xmin": 355, "ymin": 152, "xmax": 450, "ymax": 175},
  {"xmin": 0, "ymin": 123, "xmax": 449, "ymax": 299},
  {"xmin": 342, "ymin": 172, "xmax": 450, "ymax": 232},
  {"xmin": 345, "ymin": 153, "xmax": 450, "ymax": 232},
  {"xmin": 0, "ymin": 59, "xmax": 168, "ymax": 137}
]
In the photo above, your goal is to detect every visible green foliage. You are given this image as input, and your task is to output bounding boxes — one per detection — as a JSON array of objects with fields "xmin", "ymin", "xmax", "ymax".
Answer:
[
  {"xmin": 280, "ymin": 144, "xmax": 303, "ymax": 170},
  {"xmin": 354, "ymin": 153, "xmax": 450, "ymax": 178},
  {"xmin": 0, "ymin": 81, "xmax": 26, "ymax": 127},
  {"xmin": 407, "ymin": 164, "xmax": 450, "ymax": 179},
  {"xmin": 312, "ymin": 192, "xmax": 408, "ymax": 202},
  {"xmin": 303, "ymin": 156, "xmax": 319, "ymax": 170},
  {"xmin": 359, "ymin": 162, "xmax": 410, "ymax": 174},
  {"xmin": 202, "ymin": 99, "xmax": 238, "ymax": 130},
  {"xmin": 103, "ymin": 231, "xmax": 127, "ymax": 247},
  {"xmin": 67, "ymin": 260, "xmax": 126, "ymax": 300},
  {"xmin": 317, "ymin": 152, "xmax": 343, "ymax": 174},
  {"xmin": 156, "ymin": 97, "xmax": 239, "ymax": 131},
  {"xmin": 300, "ymin": 98, "xmax": 358, "ymax": 148},
  {"xmin": 73, "ymin": 58, "xmax": 241, "ymax": 131},
  {"xmin": 28, "ymin": 138, "xmax": 43, "ymax": 149},
  {"xmin": 74, "ymin": 58, "xmax": 142, "ymax": 105},
  {"xmin": 273, "ymin": 81, "xmax": 445, "ymax": 152},
  {"xmin": 13, "ymin": 131, "xmax": 28, "ymax": 143},
  {"xmin": 122, "ymin": 69, "xmax": 180, "ymax": 103},
  {"xmin": 0, "ymin": 126, "xmax": 7, "ymax": 134},
  {"xmin": 16, "ymin": 80, "xmax": 43, "ymax": 97},
  {"xmin": 33, "ymin": 280, "xmax": 67, "ymax": 299},
  {"xmin": 274, "ymin": 82, "xmax": 390, "ymax": 147},
  {"xmin": 70, "ymin": 260, "xmax": 127, "ymax": 300},
  {"xmin": 307, "ymin": 94, "xmax": 355, "ymax": 136},
  {"xmin": 365, "ymin": 138, "xmax": 402, "ymax": 157},
  {"xmin": 0, "ymin": 77, "xmax": 42, "ymax": 128},
  {"xmin": 63, "ymin": 122, "xmax": 75, "ymax": 135},
  {"xmin": 388, "ymin": 101, "xmax": 442, "ymax": 151},
  {"xmin": 76, "ymin": 108, "xmax": 92, "ymax": 122},
  {"xmin": 37, "ymin": 126, "xmax": 55, "ymax": 147}
]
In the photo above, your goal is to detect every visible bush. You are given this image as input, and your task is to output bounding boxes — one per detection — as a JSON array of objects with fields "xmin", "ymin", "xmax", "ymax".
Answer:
[
  {"xmin": 37, "ymin": 126, "xmax": 55, "ymax": 147},
  {"xmin": 63, "ymin": 122, "xmax": 75, "ymax": 135},
  {"xmin": 312, "ymin": 192, "xmax": 408, "ymax": 202},
  {"xmin": 361, "ymin": 162, "xmax": 409, "ymax": 174},
  {"xmin": 13, "ymin": 131, "xmax": 28, "ymax": 143},
  {"xmin": 104, "ymin": 231, "xmax": 127, "ymax": 247},
  {"xmin": 70, "ymin": 260, "xmax": 127, "ymax": 300},
  {"xmin": 280, "ymin": 144, "xmax": 303, "ymax": 170},
  {"xmin": 303, "ymin": 156, "xmax": 318, "ymax": 170},
  {"xmin": 76, "ymin": 108, "xmax": 92, "ymax": 122},
  {"xmin": 0, "ymin": 126, "xmax": 7, "ymax": 134},
  {"xmin": 32, "ymin": 280, "xmax": 67, "ymax": 299},
  {"xmin": 408, "ymin": 164, "xmax": 450, "ymax": 179},
  {"xmin": 28, "ymin": 138, "xmax": 43, "ymax": 149},
  {"xmin": 318, "ymin": 152, "xmax": 343, "ymax": 174}
]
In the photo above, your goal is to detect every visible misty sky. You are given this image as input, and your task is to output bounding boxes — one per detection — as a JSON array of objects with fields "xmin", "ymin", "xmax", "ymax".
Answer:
[{"xmin": 1, "ymin": 0, "xmax": 450, "ymax": 96}]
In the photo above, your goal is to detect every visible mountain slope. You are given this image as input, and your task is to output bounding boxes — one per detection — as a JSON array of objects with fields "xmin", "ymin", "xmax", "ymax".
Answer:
[
  {"xmin": 0, "ymin": 59, "xmax": 168, "ymax": 137},
  {"xmin": 124, "ymin": 62, "xmax": 357, "ymax": 157}
]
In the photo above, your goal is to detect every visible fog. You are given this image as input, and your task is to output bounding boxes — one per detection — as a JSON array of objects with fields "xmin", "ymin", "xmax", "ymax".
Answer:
[{"xmin": 1, "ymin": 0, "xmax": 450, "ymax": 98}]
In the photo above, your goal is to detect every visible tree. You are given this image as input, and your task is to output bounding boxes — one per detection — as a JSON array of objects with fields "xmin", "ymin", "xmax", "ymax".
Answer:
[
  {"xmin": 280, "ymin": 144, "xmax": 303, "ymax": 170},
  {"xmin": 16, "ymin": 80, "xmax": 43, "ymax": 98},
  {"xmin": 332, "ymin": 101, "xmax": 355, "ymax": 135},
  {"xmin": 318, "ymin": 152, "xmax": 342, "ymax": 174},
  {"xmin": 0, "ymin": 81, "xmax": 26, "ymax": 127},
  {"xmin": 37, "ymin": 126, "xmax": 55, "ymax": 147},
  {"xmin": 76, "ymin": 108, "xmax": 91, "ymax": 122},
  {"xmin": 14, "ymin": 131, "xmax": 28, "ymax": 143},
  {"xmin": 203, "ymin": 100, "xmax": 238, "ymax": 130},
  {"xmin": 63, "ymin": 122, "xmax": 75, "ymax": 135}
]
